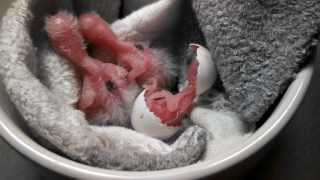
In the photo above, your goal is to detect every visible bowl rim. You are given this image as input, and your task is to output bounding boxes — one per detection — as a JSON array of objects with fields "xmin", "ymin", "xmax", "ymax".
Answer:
[{"xmin": 0, "ymin": 65, "xmax": 313, "ymax": 180}]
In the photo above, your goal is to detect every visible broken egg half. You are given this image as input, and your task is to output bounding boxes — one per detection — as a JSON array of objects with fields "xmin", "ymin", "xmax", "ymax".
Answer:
[
  {"xmin": 190, "ymin": 43, "xmax": 216, "ymax": 96},
  {"xmin": 131, "ymin": 44, "xmax": 217, "ymax": 139},
  {"xmin": 131, "ymin": 90, "xmax": 180, "ymax": 140}
]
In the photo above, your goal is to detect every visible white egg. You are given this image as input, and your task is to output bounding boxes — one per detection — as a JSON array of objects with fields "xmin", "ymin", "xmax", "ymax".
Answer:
[
  {"xmin": 190, "ymin": 43, "xmax": 217, "ymax": 96},
  {"xmin": 131, "ymin": 90, "xmax": 180, "ymax": 140}
]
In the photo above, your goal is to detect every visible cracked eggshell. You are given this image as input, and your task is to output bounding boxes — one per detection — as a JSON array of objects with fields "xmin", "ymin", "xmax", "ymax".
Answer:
[
  {"xmin": 131, "ymin": 90, "xmax": 179, "ymax": 140},
  {"xmin": 191, "ymin": 44, "xmax": 217, "ymax": 96}
]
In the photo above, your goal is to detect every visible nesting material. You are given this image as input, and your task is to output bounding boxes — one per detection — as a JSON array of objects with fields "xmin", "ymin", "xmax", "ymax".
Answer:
[
  {"xmin": 192, "ymin": 0, "xmax": 320, "ymax": 122},
  {"xmin": 191, "ymin": 107, "xmax": 253, "ymax": 160},
  {"xmin": 38, "ymin": 48, "xmax": 80, "ymax": 106}
]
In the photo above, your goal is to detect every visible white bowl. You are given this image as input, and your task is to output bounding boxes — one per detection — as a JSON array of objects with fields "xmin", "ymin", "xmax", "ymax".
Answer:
[
  {"xmin": 0, "ymin": 64, "xmax": 312, "ymax": 180},
  {"xmin": 0, "ymin": 0, "xmax": 314, "ymax": 179}
]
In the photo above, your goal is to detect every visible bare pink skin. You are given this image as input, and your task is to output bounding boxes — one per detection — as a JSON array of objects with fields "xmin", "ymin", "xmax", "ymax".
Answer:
[
  {"xmin": 46, "ymin": 12, "xmax": 128, "ymax": 114},
  {"xmin": 79, "ymin": 13, "xmax": 168, "ymax": 86},
  {"xmin": 47, "ymin": 12, "xmax": 197, "ymax": 127},
  {"xmin": 145, "ymin": 61, "xmax": 198, "ymax": 127}
]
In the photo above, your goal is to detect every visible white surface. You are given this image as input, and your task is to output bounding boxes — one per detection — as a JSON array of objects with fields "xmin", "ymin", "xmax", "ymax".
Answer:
[
  {"xmin": 191, "ymin": 44, "xmax": 217, "ymax": 96},
  {"xmin": 190, "ymin": 108, "xmax": 252, "ymax": 161},
  {"xmin": 131, "ymin": 91, "xmax": 179, "ymax": 140}
]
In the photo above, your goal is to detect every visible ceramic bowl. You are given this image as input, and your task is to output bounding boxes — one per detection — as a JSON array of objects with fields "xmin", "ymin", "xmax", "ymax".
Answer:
[{"xmin": 0, "ymin": 0, "xmax": 314, "ymax": 179}]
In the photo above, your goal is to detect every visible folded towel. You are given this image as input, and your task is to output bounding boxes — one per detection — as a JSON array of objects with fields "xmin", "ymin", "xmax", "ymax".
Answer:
[{"xmin": 192, "ymin": 0, "xmax": 320, "ymax": 122}]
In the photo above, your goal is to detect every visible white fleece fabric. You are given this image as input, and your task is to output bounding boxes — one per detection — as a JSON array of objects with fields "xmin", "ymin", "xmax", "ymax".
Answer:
[{"xmin": 190, "ymin": 107, "xmax": 253, "ymax": 161}]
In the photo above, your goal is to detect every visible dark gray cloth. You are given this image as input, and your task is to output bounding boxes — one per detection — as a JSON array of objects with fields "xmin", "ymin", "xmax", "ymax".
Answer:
[
  {"xmin": 123, "ymin": 0, "xmax": 158, "ymax": 16},
  {"xmin": 73, "ymin": 0, "xmax": 121, "ymax": 22},
  {"xmin": 192, "ymin": 0, "xmax": 320, "ymax": 122}
]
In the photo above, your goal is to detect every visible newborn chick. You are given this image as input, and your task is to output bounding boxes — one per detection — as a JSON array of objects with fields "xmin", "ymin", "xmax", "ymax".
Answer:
[
  {"xmin": 80, "ymin": 13, "xmax": 199, "ymax": 127},
  {"xmin": 46, "ymin": 12, "xmax": 179, "ymax": 127}
]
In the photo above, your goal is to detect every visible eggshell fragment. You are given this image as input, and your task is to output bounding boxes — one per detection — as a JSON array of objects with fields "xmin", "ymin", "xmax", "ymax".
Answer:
[
  {"xmin": 190, "ymin": 43, "xmax": 217, "ymax": 96},
  {"xmin": 131, "ymin": 90, "xmax": 180, "ymax": 140}
]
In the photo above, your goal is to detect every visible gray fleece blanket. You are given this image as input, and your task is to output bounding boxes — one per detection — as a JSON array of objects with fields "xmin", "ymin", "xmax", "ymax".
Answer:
[
  {"xmin": 0, "ymin": 0, "xmax": 319, "ymax": 171},
  {"xmin": 192, "ymin": 0, "xmax": 320, "ymax": 122}
]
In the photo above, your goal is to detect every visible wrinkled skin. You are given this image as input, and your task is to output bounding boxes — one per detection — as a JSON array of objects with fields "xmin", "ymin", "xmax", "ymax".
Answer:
[
  {"xmin": 46, "ymin": 9, "xmax": 192, "ymax": 127},
  {"xmin": 0, "ymin": 0, "xmax": 207, "ymax": 171},
  {"xmin": 46, "ymin": 10, "xmax": 199, "ymax": 127}
]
